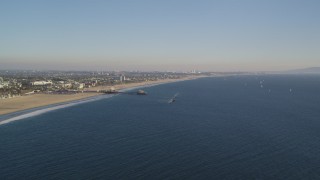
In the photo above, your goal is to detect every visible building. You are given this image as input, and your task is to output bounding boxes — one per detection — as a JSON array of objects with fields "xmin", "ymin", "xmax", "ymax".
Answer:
[
  {"xmin": 190, "ymin": 70, "xmax": 201, "ymax": 74},
  {"xmin": 0, "ymin": 81, "xmax": 9, "ymax": 88},
  {"xmin": 119, "ymin": 75, "xmax": 126, "ymax": 82},
  {"xmin": 31, "ymin": 80, "xmax": 53, "ymax": 86},
  {"xmin": 0, "ymin": 77, "xmax": 5, "ymax": 88},
  {"xmin": 62, "ymin": 83, "xmax": 72, "ymax": 89},
  {"xmin": 84, "ymin": 82, "xmax": 96, "ymax": 88},
  {"xmin": 73, "ymin": 83, "xmax": 85, "ymax": 89}
]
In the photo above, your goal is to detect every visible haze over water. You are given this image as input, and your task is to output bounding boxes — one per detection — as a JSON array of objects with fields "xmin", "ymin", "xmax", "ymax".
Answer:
[{"xmin": 1, "ymin": 75, "xmax": 320, "ymax": 179}]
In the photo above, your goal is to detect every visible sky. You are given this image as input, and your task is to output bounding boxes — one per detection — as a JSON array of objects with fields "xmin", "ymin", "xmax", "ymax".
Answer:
[{"xmin": 0, "ymin": 0, "xmax": 319, "ymax": 71}]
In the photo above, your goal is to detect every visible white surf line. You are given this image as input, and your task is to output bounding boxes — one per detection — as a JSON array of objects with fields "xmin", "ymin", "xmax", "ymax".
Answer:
[{"xmin": 0, "ymin": 95, "xmax": 114, "ymax": 126}]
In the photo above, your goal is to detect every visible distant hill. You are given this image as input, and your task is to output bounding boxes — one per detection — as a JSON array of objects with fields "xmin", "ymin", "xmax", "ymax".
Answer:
[{"xmin": 286, "ymin": 67, "xmax": 320, "ymax": 74}]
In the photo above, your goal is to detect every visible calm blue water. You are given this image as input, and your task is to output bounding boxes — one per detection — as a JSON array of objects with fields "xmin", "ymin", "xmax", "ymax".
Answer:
[{"xmin": 1, "ymin": 75, "xmax": 320, "ymax": 179}]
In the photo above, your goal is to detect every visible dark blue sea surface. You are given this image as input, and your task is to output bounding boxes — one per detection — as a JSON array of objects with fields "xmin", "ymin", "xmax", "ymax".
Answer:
[{"xmin": 1, "ymin": 75, "xmax": 320, "ymax": 179}]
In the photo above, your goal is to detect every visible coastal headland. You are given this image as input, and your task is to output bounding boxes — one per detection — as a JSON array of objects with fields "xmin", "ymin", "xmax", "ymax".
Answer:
[{"xmin": 0, "ymin": 76, "xmax": 202, "ymax": 116}]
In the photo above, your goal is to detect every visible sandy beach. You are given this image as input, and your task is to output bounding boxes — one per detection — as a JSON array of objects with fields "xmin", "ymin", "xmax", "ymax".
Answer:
[
  {"xmin": 85, "ymin": 76, "xmax": 199, "ymax": 91},
  {"xmin": 0, "ymin": 76, "xmax": 202, "ymax": 116},
  {"xmin": 0, "ymin": 93, "xmax": 101, "ymax": 116}
]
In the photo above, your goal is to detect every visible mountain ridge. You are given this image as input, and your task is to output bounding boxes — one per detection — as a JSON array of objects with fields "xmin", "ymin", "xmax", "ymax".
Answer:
[{"xmin": 285, "ymin": 67, "xmax": 320, "ymax": 74}]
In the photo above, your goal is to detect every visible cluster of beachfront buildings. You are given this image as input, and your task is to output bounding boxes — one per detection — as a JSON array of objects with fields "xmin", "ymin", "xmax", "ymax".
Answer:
[
  {"xmin": 0, "ymin": 77, "xmax": 22, "ymax": 99},
  {"xmin": 0, "ymin": 70, "xmax": 206, "ymax": 99}
]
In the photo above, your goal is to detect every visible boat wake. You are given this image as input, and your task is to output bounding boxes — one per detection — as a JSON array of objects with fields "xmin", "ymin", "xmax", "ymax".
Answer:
[{"xmin": 168, "ymin": 93, "xmax": 179, "ymax": 104}]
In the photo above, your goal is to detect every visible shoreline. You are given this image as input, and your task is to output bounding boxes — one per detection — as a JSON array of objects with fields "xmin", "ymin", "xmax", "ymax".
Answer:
[{"xmin": 0, "ymin": 76, "xmax": 204, "ymax": 118}]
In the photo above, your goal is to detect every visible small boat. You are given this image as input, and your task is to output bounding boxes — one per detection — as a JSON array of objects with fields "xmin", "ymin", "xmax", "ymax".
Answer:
[
  {"xmin": 168, "ymin": 98, "xmax": 175, "ymax": 104},
  {"xmin": 168, "ymin": 93, "xmax": 179, "ymax": 104}
]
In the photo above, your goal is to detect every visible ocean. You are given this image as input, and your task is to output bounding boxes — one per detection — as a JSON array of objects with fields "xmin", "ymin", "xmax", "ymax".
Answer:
[{"xmin": 1, "ymin": 75, "xmax": 320, "ymax": 179}]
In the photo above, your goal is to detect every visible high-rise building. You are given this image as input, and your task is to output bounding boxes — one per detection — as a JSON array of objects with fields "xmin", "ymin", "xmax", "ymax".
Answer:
[{"xmin": 119, "ymin": 75, "xmax": 126, "ymax": 82}]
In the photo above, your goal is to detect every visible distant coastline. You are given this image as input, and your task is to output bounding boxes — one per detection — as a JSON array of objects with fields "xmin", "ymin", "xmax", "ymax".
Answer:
[{"xmin": 0, "ymin": 76, "xmax": 205, "ymax": 120}]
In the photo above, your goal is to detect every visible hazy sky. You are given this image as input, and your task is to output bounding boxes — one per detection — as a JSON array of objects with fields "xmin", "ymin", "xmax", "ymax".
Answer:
[{"xmin": 0, "ymin": 0, "xmax": 319, "ymax": 71}]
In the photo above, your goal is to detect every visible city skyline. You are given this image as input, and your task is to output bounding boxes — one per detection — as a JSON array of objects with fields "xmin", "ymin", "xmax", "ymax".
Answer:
[{"xmin": 1, "ymin": 0, "xmax": 319, "ymax": 71}]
